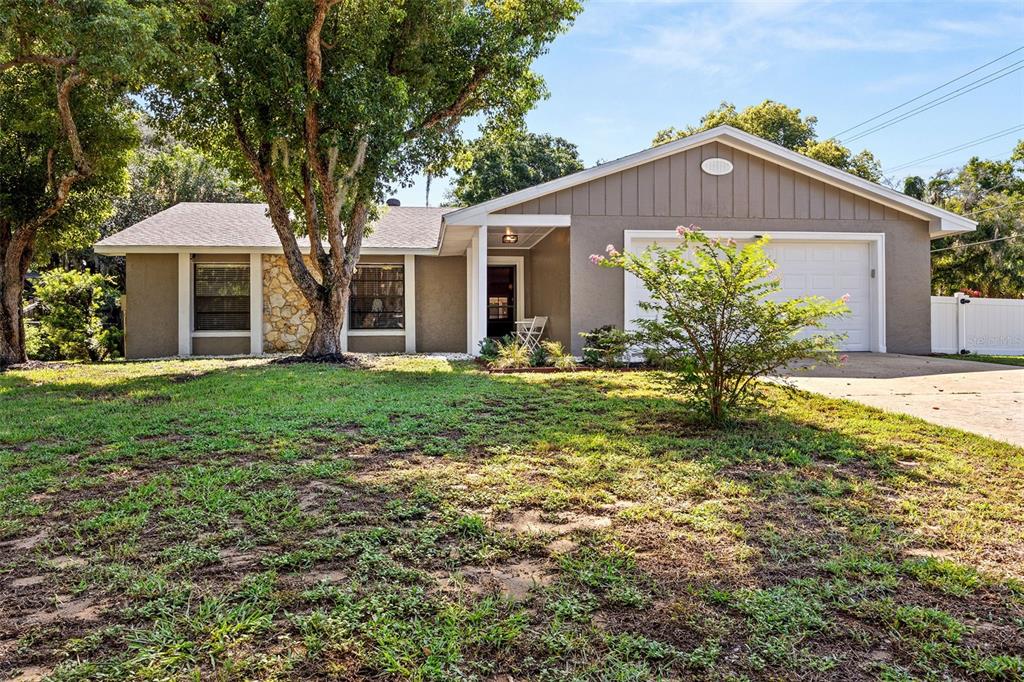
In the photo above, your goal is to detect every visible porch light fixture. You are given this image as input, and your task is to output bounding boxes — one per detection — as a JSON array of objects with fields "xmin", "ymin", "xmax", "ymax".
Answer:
[{"xmin": 501, "ymin": 233, "xmax": 519, "ymax": 244}]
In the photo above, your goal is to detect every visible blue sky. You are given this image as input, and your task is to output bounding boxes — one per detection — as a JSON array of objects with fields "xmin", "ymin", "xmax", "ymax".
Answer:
[{"xmin": 394, "ymin": 0, "xmax": 1024, "ymax": 206}]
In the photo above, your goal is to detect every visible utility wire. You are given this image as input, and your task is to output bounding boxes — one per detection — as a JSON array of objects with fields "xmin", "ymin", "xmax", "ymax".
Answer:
[
  {"xmin": 844, "ymin": 60, "xmax": 1024, "ymax": 143},
  {"xmin": 931, "ymin": 233, "xmax": 1023, "ymax": 253},
  {"xmin": 885, "ymin": 126, "xmax": 1024, "ymax": 173},
  {"xmin": 963, "ymin": 197, "xmax": 1024, "ymax": 218},
  {"xmin": 830, "ymin": 45, "xmax": 1024, "ymax": 139}
]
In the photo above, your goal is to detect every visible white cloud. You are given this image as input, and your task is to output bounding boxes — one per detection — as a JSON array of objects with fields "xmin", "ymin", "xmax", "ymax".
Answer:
[{"xmin": 604, "ymin": 1, "xmax": 1020, "ymax": 74}]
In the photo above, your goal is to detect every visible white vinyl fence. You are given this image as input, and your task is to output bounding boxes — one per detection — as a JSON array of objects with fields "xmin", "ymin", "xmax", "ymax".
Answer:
[{"xmin": 931, "ymin": 293, "xmax": 1024, "ymax": 355}]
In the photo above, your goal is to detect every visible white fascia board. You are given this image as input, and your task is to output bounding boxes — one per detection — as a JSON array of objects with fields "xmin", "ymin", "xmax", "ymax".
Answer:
[{"xmin": 444, "ymin": 125, "xmax": 977, "ymax": 237}]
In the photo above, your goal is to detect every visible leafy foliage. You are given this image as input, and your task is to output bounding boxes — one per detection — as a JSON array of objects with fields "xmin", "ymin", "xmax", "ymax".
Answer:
[
  {"xmin": 542, "ymin": 340, "xmax": 577, "ymax": 370},
  {"xmin": 150, "ymin": 0, "xmax": 581, "ymax": 356},
  {"xmin": 0, "ymin": 0, "xmax": 165, "ymax": 365},
  {"xmin": 449, "ymin": 127, "xmax": 583, "ymax": 205},
  {"xmin": 920, "ymin": 141, "xmax": 1024, "ymax": 298},
  {"xmin": 489, "ymin": 338, "xmax": 533, "ymax": 370},
  {"xmin": 579, "ymin": 325, "xmax": 632, "ymax": 368},
  {"xmin": 652, "ymin": 100, "xmax": 882, "ymax": 181},
  {"xmin": 31, "ymin": 268, "xmax": 121, "ymax": 361},
  {"xmin": 593, "ymin": 227, "xmax": 849, "ymax": 422}
]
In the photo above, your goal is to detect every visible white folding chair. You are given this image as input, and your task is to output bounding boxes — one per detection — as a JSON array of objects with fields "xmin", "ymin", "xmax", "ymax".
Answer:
[{"xmin": 514, "ymin": 316, "xmax": 547, "ymax": 351}]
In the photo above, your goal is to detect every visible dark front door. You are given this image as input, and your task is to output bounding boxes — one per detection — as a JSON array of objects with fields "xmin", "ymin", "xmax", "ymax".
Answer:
[{"xmin": 487, "ymin": 265, "xmax": 516, "ymax": 338}]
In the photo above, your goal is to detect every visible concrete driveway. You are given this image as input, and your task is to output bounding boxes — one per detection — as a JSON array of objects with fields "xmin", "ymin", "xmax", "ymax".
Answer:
[{"xmin": 777, "ymin": 354, "xmax": 1024, "ymax": 447}]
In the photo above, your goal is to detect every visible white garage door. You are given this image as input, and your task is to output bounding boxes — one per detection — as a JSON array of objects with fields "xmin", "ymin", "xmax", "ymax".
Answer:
[{"xmin": 625, "ymin": 236, "xmax": 875, "ymax": 351}]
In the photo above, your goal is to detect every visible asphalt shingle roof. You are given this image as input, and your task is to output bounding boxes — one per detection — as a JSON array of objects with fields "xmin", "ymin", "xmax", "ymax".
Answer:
[{"xmin": 95, "ymin": 202, "xmax": 453, "ymax": 251}]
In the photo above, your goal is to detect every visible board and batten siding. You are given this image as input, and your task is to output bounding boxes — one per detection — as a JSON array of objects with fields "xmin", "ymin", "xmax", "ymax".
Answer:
[
  {"xmin": 499, "ymin": 141, "xmax": 910, "ymax": 223},
  {"xmin": 498, "ymin": 140, "xmax": 934, "ymax": 356}
]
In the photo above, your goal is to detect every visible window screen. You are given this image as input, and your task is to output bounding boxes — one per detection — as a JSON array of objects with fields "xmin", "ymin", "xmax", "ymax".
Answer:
[
  {"xmin": 194, "ymin": 263, "xmax": 250, "ymax": 331},
  {"xmin": 350, "ymin": 265, "xmax": 404, "ymax": 330}
]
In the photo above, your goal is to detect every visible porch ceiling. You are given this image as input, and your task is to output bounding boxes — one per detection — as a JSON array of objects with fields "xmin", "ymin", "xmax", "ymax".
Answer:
[{"xmin": 437, "ymin": 224, "xmax": 566, "ymax": 256}]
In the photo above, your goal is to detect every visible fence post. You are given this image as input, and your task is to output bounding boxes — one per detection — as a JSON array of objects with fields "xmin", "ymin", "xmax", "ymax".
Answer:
[{"xmin": 953, "ymin": 292, "xmax": 971, "ymax": 354}]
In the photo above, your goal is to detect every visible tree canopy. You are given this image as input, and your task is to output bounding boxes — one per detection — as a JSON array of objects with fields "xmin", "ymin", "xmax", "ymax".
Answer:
[
  {"xmin": 150, "ymin": 0, "xmax": 581, "ymax": 356},
  {"xmin": 653, "ymin": 100, "xmax": 882, "ymax": 182},
  {"xmin": 923, "ymin": 141, "xmax": 1024, "ymax": 298},
  {"xmin": 0, "ymin": 0, "xmax": 165, "ymax": 366},
  {"xmin": 448, "ymin": 128, "xmax": 584, "ymax": 205}
]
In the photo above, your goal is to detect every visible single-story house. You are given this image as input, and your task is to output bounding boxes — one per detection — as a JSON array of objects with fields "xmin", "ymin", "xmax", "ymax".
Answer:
[{"xmin": 94, "ymin": 125, "xmax": 976, "ymax": 359}]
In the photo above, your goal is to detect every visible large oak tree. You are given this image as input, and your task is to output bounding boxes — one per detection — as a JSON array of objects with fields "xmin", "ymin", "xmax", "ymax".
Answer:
[
  {"xmin": 152, "ymin": 0, "xmax": 580, "ymax": 357},
  {"xmin": 0, "ymin": 0, "xmax": 164, "ymax": 367}
]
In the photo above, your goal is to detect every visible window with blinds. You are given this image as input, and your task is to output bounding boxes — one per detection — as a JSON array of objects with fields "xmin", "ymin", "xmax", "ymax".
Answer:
[
  {"xmin": 194, "ymin": 263, "xmax": 250, "ymax": 331},
  {"xmin": 350, "ymin": 265, "xmax": 404, "ymax": 330}
]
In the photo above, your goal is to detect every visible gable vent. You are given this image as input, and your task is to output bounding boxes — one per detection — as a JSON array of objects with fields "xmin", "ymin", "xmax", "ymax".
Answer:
[{"xmin": 701, "ymin": 157, "xmax": 734, "ymax": 176}]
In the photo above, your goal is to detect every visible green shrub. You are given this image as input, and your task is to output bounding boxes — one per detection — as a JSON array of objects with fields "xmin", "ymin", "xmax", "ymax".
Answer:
[
  {"xmin": 477, "ymin": 336, "xmax": 500, "ymax": 361},
  {"xmin": 32, "ymin": 268, "xmax": 122, "ymax": 361},
  {"xmin": 592, "ymin": 226, "xmax": 848, "ymax": 422},
  {"xmin": 24, "ymin": 322, "xmax": 59, "ymax": 361},
  {"xmin": 579, "ymin": 325, "xmax": 632, "ymax": 367},
  {"xmin": 489, "ymin": 339, "xmax": 532, "ymax": 370},
  {"xmin": 529, "ymin": 343, "xmax": 549, "ymax": 367},
  {"xmin": 542, "ymin": 340, "xmax": 577, "ymax": 370}
]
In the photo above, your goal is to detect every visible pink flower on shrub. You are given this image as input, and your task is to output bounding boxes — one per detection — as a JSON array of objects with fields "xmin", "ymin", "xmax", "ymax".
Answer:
[
  {"xmin": 839, "ymin": 354, "xmax": 849, "ymax": 364},
  {"xmin": 725, "ymin": 238, "xmax": 736, "ymax": 247},
  {"xmin": 589, "ymin": 254, "xmax": 604, "ymax": 265},
  {"xmin": 605, "ymin": 244, "xmax": 619, "ymax": 257},
  {"xmin": 840, "ymin": 293, "xmax": 851, "ymax": 304},
  {"xmin": 675, "ymin": 224, "xmax": 700, "ymax": 237}
]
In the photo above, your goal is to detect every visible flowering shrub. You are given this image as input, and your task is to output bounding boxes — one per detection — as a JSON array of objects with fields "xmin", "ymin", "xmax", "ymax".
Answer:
[{"xmin": 591, "ymin": 226, "xmax": 849, "ymax": 423}]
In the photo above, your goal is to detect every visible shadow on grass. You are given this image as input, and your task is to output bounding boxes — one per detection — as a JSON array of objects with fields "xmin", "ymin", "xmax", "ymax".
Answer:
[{"xmin": 1, "ymin": 359, "xmax": 1022, "ymax": 679}]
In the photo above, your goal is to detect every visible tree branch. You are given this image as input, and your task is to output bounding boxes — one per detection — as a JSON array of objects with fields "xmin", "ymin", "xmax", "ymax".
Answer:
[
  {"xmin": 0, "ymin": 53, "xmax": 76, "ymax": 74},
  {"xmin": 404, "ymin": 65, "xmax": 491, "ymax": 140}
]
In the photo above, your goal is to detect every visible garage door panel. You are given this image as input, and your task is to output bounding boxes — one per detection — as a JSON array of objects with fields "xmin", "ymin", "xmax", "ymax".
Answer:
[{"xmin": 626, "ymin": 236, "xmax": 875, "ymax": 352}]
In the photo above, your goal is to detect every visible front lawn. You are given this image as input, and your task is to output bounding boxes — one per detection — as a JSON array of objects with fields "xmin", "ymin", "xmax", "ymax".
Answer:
[
  {"xmin": 1, "ymin": 357, "xmax": 1022, "ymax": 680},
  {"xmin": 937, "ymin": 354, "xmax": 1024, "ymax": 367}
]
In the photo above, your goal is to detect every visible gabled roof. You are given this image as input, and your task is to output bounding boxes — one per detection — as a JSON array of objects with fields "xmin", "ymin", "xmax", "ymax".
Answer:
[
  {"xmin": 94, "ymin": 202, "xmax": 454, "ymax": 254},
  {"xmin": 444, "ymin": 125, "xmax": 976, "ymax": 237}
]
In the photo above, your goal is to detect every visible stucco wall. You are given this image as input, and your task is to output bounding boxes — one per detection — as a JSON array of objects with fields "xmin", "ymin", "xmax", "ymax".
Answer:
[
  {"xmin": 125, "ymin": 254, "xmax": 178, "ymax": 359},
  {"xmin": 415, "ymin": 255, "xmax": 467, "ymax": 353},
  {"xmin": 498, "ymin": 140, "xmax": 933, "ymax": 355},
  {"xmin": 528, "ymin": 229, "xmax": 571, "ymax": 348},
  {"xmin": 193, "ymin": 336, "xmax": 249, "ymax": 356}
]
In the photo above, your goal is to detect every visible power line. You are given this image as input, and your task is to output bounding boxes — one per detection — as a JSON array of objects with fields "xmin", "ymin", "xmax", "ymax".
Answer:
[
  {"xmin": 829, "ymin": 45, "xmax": 1024, "ymax": 139},
  {"xmin": 963, "ymin": 197, "xmax": 1024, "ymax": 218},
  {"xmin": 844, "ymin": 60, "xmax": 1024, "ymax": 143},
  {"xmin": 884, "ymin": 126, "xmax": 1024, "ymax": 173},
  {"xmin": 931, "ymin": 233, "xmax": 1023, "ymax": 253}
]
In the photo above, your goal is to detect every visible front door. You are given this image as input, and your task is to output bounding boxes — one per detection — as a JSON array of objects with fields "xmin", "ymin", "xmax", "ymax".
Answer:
[{"xmin": 487, "ymin": 265, "xmax": 516, "ymax": 338}]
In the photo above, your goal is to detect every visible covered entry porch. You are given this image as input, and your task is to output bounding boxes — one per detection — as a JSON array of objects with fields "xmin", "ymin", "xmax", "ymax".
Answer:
[{"xmin": 440, "ymin": 214, "xmax": 571, "ymax": 355}]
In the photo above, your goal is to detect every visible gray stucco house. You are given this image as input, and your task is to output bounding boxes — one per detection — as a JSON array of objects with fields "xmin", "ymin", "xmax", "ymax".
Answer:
[{"xmin": 94, "ymin": 125, "xmax": 975, "ymax": 359}]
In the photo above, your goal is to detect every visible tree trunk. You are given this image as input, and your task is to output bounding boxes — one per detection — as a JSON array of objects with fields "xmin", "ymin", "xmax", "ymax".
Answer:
[
  {"xmin": 0, "ymin": 251, "xmax": 28, "ymax": 368},
  {"xmin": 302, "ymin": 272, "xmax": 353, "ymax": 357}
]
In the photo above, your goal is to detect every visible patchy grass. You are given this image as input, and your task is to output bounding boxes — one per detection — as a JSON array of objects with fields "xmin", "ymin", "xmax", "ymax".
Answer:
[
  {"xmin": 936, "ymin": 353, "xmax": 1024, "ymax": 367},
  {"xmin": 1, "ymin": 356, "xmax": 1022, "ymax": 680}
]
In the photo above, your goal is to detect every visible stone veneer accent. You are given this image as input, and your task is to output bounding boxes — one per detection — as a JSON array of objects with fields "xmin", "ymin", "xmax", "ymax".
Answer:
[{"xmin": 262, "ymin": 255, "xmax": 315, "ymax": 353}]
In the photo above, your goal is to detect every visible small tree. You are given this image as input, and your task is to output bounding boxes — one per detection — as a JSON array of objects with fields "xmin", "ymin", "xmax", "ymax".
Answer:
[
  {"xmin": 33, "ymin": 268, "xmax": 121, "ymax": 361},
  {"xmin": 592, "ymin": 227, "xmax": 849, "ymax": 423}
]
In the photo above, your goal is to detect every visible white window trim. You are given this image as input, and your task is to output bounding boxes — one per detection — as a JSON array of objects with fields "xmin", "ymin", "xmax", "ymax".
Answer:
[
  {"xmin": 622, "ymin": 229, "xmax": 887, "ymax": 353},
  {"xmin": 487, "ymin": 255, "xmax": 526, "ymax": 324},
  {"xmin": 192, "ymin": 261, "xmax": 253, "ymax": 336}
]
